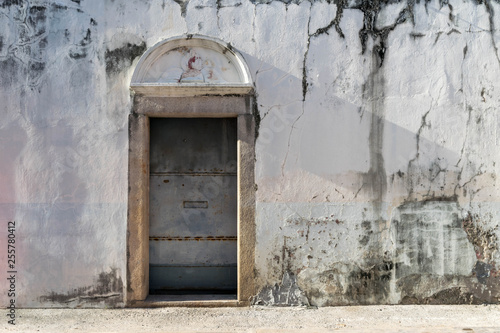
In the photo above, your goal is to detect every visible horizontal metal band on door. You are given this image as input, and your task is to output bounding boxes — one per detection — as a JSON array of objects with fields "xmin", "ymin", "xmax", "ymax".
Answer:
[
  {"xmin": 149, "ymin": 264, "xmax": 237, "ymax": 292},
  {"xmin": 149, "ymin": 236, "xmax": 237, "ymax": 241},
  {"xmin": 150, "ymin": 172, "xmax": 237, "ymax": 176}
]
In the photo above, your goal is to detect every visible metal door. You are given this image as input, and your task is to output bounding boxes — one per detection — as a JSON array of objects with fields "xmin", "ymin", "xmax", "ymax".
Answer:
[{"xmin": 149, "ymin": 118, "xmax": 237, "ymax": 294}]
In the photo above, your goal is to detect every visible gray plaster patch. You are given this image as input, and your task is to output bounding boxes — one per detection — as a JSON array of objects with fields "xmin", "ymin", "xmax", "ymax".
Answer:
[
  {"xmin": 253, "ymin": 272, "xmax": 310, "ymax": 306},
  {"xmin": 391, "ymin": 201, "xmax": 476, "ymax": 279}
]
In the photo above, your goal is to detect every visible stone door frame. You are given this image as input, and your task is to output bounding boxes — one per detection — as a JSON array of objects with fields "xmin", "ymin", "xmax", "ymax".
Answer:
[{"xmin": 126, "ymin": 36, "xmax": 255, "ymax": 306}]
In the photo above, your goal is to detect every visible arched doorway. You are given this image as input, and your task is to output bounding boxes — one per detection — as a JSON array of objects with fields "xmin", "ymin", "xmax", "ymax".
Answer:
[{"xmin": 127, "ymin": 35, "xmax": 255, "ymax": 306}]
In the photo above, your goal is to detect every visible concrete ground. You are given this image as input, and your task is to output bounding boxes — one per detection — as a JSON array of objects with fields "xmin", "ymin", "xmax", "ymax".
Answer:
[{"xmin": 2, "ymin": 305, "xmax": 500, "ymax": 333}]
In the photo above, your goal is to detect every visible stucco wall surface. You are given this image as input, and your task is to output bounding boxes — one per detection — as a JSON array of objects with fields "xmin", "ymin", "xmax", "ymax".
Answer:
[{"xmin": 0, "ymin": 0, "xmax": 499, "ymax": 307}]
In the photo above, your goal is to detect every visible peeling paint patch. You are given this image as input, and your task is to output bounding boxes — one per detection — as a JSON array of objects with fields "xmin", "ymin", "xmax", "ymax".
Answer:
[
  {"xmin": 39, "ymin": 268, "xmax": 123, "ymax": 307},
  {"xmin": 463, "ymin": 213, "xmax": 499, "ymax": 286},
  {"xmin": 463, "ymin": 213, "xmax": 498, "ymax": 263},
  {"xmin": 253, "ymin": 272, "xmax": 309, "ymax": 306}
]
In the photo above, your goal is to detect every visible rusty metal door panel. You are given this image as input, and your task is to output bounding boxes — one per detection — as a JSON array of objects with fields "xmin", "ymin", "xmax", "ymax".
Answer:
[
  {"xmin": 149, "ymin": 175, "xmax": 237, "ymax": 237},
  {"xmin": 150, "ymin": 118, "xmax": 237, "ymax": 174},
  {"xmin": 150, "ymin": 237, "xmax": 237, "ymax": 265},
  {"xmin": 149, "ymin": 118, "xmax": 237, "ymax": 293}
]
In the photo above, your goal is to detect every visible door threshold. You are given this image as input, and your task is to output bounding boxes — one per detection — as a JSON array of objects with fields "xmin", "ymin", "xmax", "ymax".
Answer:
[{"xmin": 129, "ymin": 294, "xmax": 246, "ymax": 307}]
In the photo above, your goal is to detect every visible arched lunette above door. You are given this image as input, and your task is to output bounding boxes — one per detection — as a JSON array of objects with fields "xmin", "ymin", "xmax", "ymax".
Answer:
[{"xmin": 130, "ymin": 35, "xmax": 253, "ymax": 97}]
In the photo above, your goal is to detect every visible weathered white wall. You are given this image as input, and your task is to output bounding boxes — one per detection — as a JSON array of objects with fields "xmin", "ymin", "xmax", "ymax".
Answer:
[{"xmin": 0, "ymin": 0, "xmax": 499, "ymax": 307}]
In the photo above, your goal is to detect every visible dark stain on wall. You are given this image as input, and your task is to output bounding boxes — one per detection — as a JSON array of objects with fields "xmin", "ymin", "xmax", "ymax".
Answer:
[
  {"xmin": 0, "ymin": 58, "xmax": 23, "ymax": 87},
  {"xmin": 358, "ymin": 220, "xmax": 373, "ymax": 246},
  {"xmin": 0, "ymin": 0, "xmax": 22, "ymax": 8},
  {"xmin": 474, "ymin": 261, "xmax": 492, "ymax": 284},
  {"xmin": 28, "ymin": 6, "xmax": 47, "ymax": 37},
  {"xmin": 293, "ymin": 200, "xmax": 500, "ymax": 305},
  {"xmin": 105, "ymin": 41, "xmax": 147, "ymax": 76},
  {"xmin": 401, "ymin": 286, "xmax": 483, "ymax": 305},
  {"xmin": 345, "ymin": 261, "xmax": 393, "ymax": 304},
  {"xmin": 173, "ymin": 0, "xmax": 190, "ymax": 17},
  {"xmin": 28, "ymin": 60, "xmax": 46, "ymax": 85},
  {"xmin": 39, "ymin": 268, "xmax": 123, "ymax": 307},
  {"xmin": 252, "ymin": 96, "xmax": 261, "ymax": 141},
  {"xmin": 69, "ymin": 28, "xmax": 92, "ymax": 60}
]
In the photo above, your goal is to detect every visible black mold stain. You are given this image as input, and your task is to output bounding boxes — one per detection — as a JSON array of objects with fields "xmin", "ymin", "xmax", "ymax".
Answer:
[
  {"xmin": 69, "ymin": 50, "xmax": 87, "ymax": 60},
  {"xmin": 40, "ymin": 268, "xmax": 123, "ymax": 306},
  {"xmin": 249, "ymin": 0, "xmax": 301, "ymax": 4},
  {"xmin": 345, "ymin": 261, "xmax": 393, "ymax": 304},
  {"xmin": 473, "ymin": 0, "xmax": 500, "ymax": 65},
  {"xmin": 474, "ymin": 261, "xmax": 492, "ymax": 284},
  {"xmin": 173, "ymin": 0, "xmax": 189, "ymax": 17},
  {"xmin": 50, "ymin": 3, "xmax": 82, "ymax": 13},
  {"xmin": 81, "ymin": 28, "xmax": 92, "ymax": 46},
  {"xmin": 69, "ymin": 29, "xmax": 92, "ymax": 60},
  {"xmin": 29, "ymin": 60, "xmax": 45, "ymax": 72},
  {"xmin": 0, "ymin": 36, "xmax": 3, "ymax": 54},
  {"xmin": 28, "ymin": 60, "xmax": 46, "ymax": 85},
  {"xmin": 252, "ymin": 95, "xmax": 261, "ymax": 141},
  {"xmin": 401, "ymin": 286, "xmax": 482, "ymax": 305},
  {"xmin": 28, "ymin": 6, "xmax": 47, "ymax": 37},
  {"xmin": 410, "ymin": 32, "xmax": 425, "ymax": 39},
  {"xmin": 0, "ymin": 58, "xmax": 23, "ymax": 87},
  {"xmin": 71, "ymin": 0, "xmax": 81, "ymax": 4},
  {"xmin": 359, "ymin": 3, "xmax": 411, "ymax": 66},
  {"xmin": 420, "ymin": 195, "xmax": 458, "ymax": 203},
  {"xmin": 105, "ymin": 41, "xmax": 146, "ymax": 76},
  {"xmin": 359, "ymin": 220, "xmax": 373, "ymax": 246},
  {"xmin": 0, "ymin": 0, "xmax": 23, "ymax": 8}
]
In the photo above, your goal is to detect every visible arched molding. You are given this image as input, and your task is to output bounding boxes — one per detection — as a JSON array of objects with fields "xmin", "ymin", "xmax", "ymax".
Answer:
[{"xmin": 130, "ymin": 35, "xmax": 253, "ymax": 97}]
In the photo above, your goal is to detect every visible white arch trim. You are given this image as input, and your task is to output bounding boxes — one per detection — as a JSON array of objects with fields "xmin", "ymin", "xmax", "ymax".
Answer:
[{"xmin": 130, "ymin": 35, "xmax": 254, "ymax": 97}]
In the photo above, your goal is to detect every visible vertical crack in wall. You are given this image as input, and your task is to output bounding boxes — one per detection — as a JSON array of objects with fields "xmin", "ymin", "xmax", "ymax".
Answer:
[
  {"xmin": 407, "ymin": 108, "xmax": 431, "ymax": 200},
  {"xmin": 281, "ymin": 3, "xmax": 311, "ymax": 177},
  {"xmin": 473, "ymin": 0, "xmax": 500, "ymax": 67},
  {"xmin": 453, "ymin": 105, "xmax": 472, "ymax": 197}
]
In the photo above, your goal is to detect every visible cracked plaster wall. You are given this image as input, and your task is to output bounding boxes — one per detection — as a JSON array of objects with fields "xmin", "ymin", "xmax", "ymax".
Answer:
[{"xmin": 0, "ymin": 0, "xmax": 499, "ymax": 307}]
